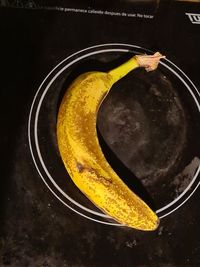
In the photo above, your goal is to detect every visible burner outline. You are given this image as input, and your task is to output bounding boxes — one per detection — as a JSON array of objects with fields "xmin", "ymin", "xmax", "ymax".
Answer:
[{"xmin": 28, "ymin": 43, "xmax": 200, "ymax": 225}]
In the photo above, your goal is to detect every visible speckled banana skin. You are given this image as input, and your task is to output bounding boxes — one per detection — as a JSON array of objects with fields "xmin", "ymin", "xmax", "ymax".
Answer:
[{"xmin": 57, "ymin": 55, "xmax": 162, "ymax": 231}]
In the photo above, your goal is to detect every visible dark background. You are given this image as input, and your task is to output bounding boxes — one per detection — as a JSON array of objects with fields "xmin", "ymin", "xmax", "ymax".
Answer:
[{"xmin": 0, "ymin": 1, "xmax": 200, "ymax": 266}]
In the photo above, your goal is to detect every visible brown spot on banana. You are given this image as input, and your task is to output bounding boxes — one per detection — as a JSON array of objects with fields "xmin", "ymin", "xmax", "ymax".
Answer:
[
  {"xmin": 76, "ymin": 162, "xmax": 85, "ymax": 173},
  {"xmin": 76, "ymin": 161, "xmax": 112, "ymax": 186}
]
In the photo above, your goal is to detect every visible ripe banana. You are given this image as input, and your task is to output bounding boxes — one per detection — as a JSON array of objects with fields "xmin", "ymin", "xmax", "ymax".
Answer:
[{"xmin": 57, "ymin": 52, "xmax": 165, "ymax": 231}]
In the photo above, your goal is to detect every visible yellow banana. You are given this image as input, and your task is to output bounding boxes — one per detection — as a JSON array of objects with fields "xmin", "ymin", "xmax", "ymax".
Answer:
[{"xmin": 57, "ymin": 52, "xmax": 164, "ymax": 231}]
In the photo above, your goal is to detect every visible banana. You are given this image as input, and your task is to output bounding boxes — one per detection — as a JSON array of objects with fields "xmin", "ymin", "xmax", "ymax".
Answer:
[{"xmin": 57, "ymin": 52, "xmax": 165, "ymax": 231}]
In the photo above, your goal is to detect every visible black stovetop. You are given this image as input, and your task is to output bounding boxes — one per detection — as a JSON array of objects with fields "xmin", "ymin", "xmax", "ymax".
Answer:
[{"xmin": 1, "ymin": 1, "xmax": 200, "ymax": 266}]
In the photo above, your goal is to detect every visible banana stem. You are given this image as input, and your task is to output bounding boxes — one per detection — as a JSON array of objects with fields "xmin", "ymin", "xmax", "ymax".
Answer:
[
  {"xmin": 108, "ymin": 52, "xmax": 165, "ymax": 84},
  {"xmin": 108, "ymin": 56, "xmax": 139, "ymax": 84}
]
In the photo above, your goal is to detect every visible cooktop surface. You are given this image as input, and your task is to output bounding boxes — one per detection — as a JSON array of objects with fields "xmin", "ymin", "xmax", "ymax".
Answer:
[{"xmin": 1, "ymin": 1, "xmax": 200, "ymax": 266}]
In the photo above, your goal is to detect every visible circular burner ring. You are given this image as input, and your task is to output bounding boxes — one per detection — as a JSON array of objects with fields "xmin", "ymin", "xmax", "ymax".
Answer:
[{"xmin": 28, "ymin": 43, "xmax": 200, "ymax": 225}]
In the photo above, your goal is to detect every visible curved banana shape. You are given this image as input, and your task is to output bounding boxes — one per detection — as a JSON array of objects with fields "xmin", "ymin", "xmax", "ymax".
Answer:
[{"xmin": 57, "ymin": 52, "xmax": 164, "ymax": 231}]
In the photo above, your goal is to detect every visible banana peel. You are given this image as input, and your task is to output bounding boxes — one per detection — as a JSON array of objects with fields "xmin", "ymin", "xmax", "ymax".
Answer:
[{"xmin": 57, "ymin": 52, "xmax": 165, "ymax": 231}]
